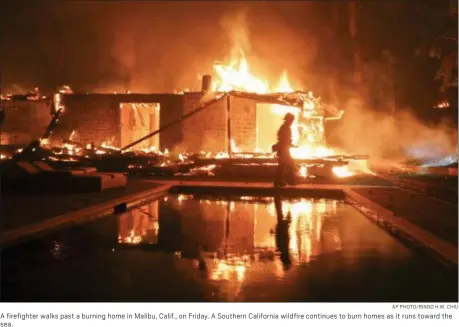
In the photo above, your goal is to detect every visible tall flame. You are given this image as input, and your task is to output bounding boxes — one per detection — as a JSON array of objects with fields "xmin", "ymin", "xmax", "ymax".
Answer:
[
  {"xmin": 211, "ymin": 48, "xmax": 359, "ymax": 178},
  {"xmin": 213, "ymin": 50, "xmax": 269, "ymax": 94}
]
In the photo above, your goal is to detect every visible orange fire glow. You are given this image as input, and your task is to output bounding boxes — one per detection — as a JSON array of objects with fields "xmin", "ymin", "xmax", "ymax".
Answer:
[
  {"xmin": 211, "ymin": 47, "xmax": 361, "ymax": 178},
  {"xmin": 435, "ymin": 100, "xmax": 450, "ymax": 109}
]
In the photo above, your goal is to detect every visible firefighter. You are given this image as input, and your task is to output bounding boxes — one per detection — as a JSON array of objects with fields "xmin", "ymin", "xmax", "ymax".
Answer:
[{"xmin": 273, "ymin": 112, "xmax": 298, "ymax": 187}]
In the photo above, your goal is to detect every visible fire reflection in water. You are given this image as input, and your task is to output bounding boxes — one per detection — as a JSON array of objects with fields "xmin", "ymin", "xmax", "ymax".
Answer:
[
  {"xmin": 118, "ymin": 201, "xmax": 159, "ymax": 245},
  {"xmin": 191, "ymin": 196, "xmax": 341, "ymax": 285},
  {"xmin": 116, "ymin": 195, "xmax": 343, "ymax": 288}
]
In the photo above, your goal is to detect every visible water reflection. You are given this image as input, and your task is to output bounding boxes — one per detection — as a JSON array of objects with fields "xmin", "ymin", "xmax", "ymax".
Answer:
[
  {"xmin": 274, "ymin": 196, "xmax": 292, "ymax": 270},
  {"xmin": 118, "ymin": 201, "xmax": 159, "ymax": 245},
  {"xmin": 117, "ymin": 195, "xmax": 343, "ymax": 285}
]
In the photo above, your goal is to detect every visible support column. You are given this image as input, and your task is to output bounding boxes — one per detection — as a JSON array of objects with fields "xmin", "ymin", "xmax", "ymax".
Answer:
[
  {"xmin": 201, "ymin": 75, "xmax": 212, "ymax": 93},
  {"xmin": 226, "ymin": 94, "xmax": 232, "ymax": 157}
]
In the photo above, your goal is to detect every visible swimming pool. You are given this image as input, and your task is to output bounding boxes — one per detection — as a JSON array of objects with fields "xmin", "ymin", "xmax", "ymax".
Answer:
[{"xmin": 1, "ymin": 193, "xmax": 457, "ymax": 302}]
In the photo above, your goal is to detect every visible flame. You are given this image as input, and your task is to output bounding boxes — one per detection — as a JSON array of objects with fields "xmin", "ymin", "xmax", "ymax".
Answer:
[
  {"xmin": 58, "ymin": 85, "xmax": 73, "ymax": 94},
  {"xmin": 39, "ymin": 138, "xmax": 50, "ymax": 146},
  {"xmin": 209, "ymin": 46, "xmax": 373, "ymax": 178},
  {"xmin": 54, "ymin": 93, "xmax": 65, "ymax": 112},
  {"xmin": 101, "ymin": 140, "xmax": 119, "ymax": 150},
  {"xmin": 230, "ymin": 139, "xmax": 240, "ymax": 153},
  {"xmin": 299, "ymin": 165, "xmax": 307, "ymax": 177},
  {"xmin": 211, "ymin": 47, "xmax": 349, "ymax": 169},
  {"xmin": 332, "ymin": 166, "xmax": 353, "ymax": 178},
  {"xmin": 277, "ymin": 70, "xmax": 292, "ymax": 92},
  {"xmin": 213, "ymin": 50, "xmax": 268, "ymax": 94},
  {"xmin": 69, "ymin": 130, "xmax": 76, "ymax": 141},
  {"xmin": 435, "ymin": 100, "xmax": 450, "ymax": 109}
]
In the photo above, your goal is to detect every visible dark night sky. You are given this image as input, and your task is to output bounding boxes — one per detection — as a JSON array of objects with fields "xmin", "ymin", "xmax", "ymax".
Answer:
[{"xmin": 0, "ymin": 0, "xmax": 453, "ymax": 97}]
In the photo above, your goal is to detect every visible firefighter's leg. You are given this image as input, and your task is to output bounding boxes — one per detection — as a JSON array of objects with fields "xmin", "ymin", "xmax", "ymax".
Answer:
[
  {"xmin": 274, "ymin": 159, "xmax": 287, "ymax": 187},
  {"xmin": 286, "ymin": 157, "xmax": 298, "ymax": 185}
]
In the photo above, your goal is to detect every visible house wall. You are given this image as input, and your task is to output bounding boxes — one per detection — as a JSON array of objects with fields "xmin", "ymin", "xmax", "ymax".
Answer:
[
  {"xmin": 120, "ymin": 103, "xmax": 160, "ymax": 150},
  {"xmin": 53, "ymin": 94, "xmax": 183, "ymax": 150},
  {"xmin": 181, "ymin": 93, "xmax": 227, "ymax": 153},
  {"xmin": 229, "ymin": 96, "xmax": 257, "ymax": 151},
  {"xmin": 0, "ymin": 99, "xmax": 52, "ymax": 145},
  {"xmin": 1, "ymin": 92, "xmax": 261, "ymax": 153},
  {"xmin": 181, "ymin": 93, "xmax": 257, "ymax": 153},
  {"xmin": 54, "ymin": 94, "xmax": 121, "ymax": 146},
  {"xmin": 1, "ymin": 93, "xmax": 335, "ymax": 153}
]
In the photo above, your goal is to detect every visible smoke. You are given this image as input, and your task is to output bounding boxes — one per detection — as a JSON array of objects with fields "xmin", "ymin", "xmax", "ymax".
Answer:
[
  {"xmin": 2, "ymin": 2, "xmax": 322, "ymax": 94},
  {"xmin": 331, "ymin": 98, "xmax": 458, "ymax": 166},
  {"xmin": 1, "ymin": 84, "xmax": 30, "ymax": 94},
  {"xmin": 221, "ymin": 10, "xmax": 252, "ymax": 59},
  {"xmin": 321, "ymin": 47, "xmax": 458, "ymax": 168},
  {"xmin": 215, "ymin": 5, "xmax": 319, "ymax": 88}
]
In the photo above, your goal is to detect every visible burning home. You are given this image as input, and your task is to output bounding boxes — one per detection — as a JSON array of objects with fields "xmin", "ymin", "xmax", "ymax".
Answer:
[{"xmin": 1, "ymin": 49, "xmax": 372, "ymax": 180}]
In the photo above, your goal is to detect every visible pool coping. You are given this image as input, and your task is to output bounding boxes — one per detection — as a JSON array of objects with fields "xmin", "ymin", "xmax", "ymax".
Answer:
[{"xmin": 1, "ymin": 181, "xmax": 457, "ymax": 267}]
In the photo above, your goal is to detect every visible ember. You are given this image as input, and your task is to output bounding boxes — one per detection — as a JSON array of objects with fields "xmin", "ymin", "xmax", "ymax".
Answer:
[{"xmin": 435, "ymin": 100, "xmax": 450, "ymax": 109}]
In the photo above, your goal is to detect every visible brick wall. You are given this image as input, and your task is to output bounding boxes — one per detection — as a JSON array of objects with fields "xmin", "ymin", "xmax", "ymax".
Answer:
[
  {"xmin": 0, "ymin": 99, "xmax": 52, "ymax": 145},
  {"xmin": 0, "ymin": 94, "xmax": 263, "ymax": 153},
  {"xmin": 229, "ymin": 97, "xmax": 257, "ymax": 152},
  {"xmin": 53, "ymin": 94, "xmax": 183, "ymax": 150},
  {"xmin": 15, "ymin": 93, "xmax": 259, "ymax": 153},
  {"xmin": 181, "ymin": 94, "xmax": 257, "ymax": 153},
  {"xmin": 53, "ymin": 95, "xmax": 121, "ymax": 146},
  {"xmin": 156, "ymin": 96, "xmax": 183, "ymax": 151},
  {"xmin": 181, "ymin": 93, "xmax": 227, "ymax": 153}
]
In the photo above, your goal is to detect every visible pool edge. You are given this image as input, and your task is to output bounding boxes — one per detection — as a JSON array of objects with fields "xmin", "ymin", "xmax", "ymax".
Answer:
[{"xmin": 344, "ymin": 188, "xmax": 458, "ymax": 267}]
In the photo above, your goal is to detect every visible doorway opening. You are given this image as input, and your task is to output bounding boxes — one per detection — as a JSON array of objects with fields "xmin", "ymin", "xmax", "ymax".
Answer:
[
  {"xmin": 120, "ymin": 103, "xmax": 160, "ymax": 151},
  {"xmin": 256, "ymin": 103, "xmax": 298, "ymax": 152}
]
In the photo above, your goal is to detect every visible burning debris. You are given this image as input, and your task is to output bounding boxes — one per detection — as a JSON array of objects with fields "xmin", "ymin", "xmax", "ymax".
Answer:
[
  {"xmin": 0, "ymin": 87, "xmax": 48, "ymax": 101},
  {"xmin": 7, "ymin": 129, "xmax": 370, "ymax": 180}
]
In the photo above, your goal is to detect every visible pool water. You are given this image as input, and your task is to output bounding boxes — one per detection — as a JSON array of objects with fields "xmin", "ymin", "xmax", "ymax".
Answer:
[{"xmin": 1, "ymin": 194, "xmax": 457, "ymax": 302}]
